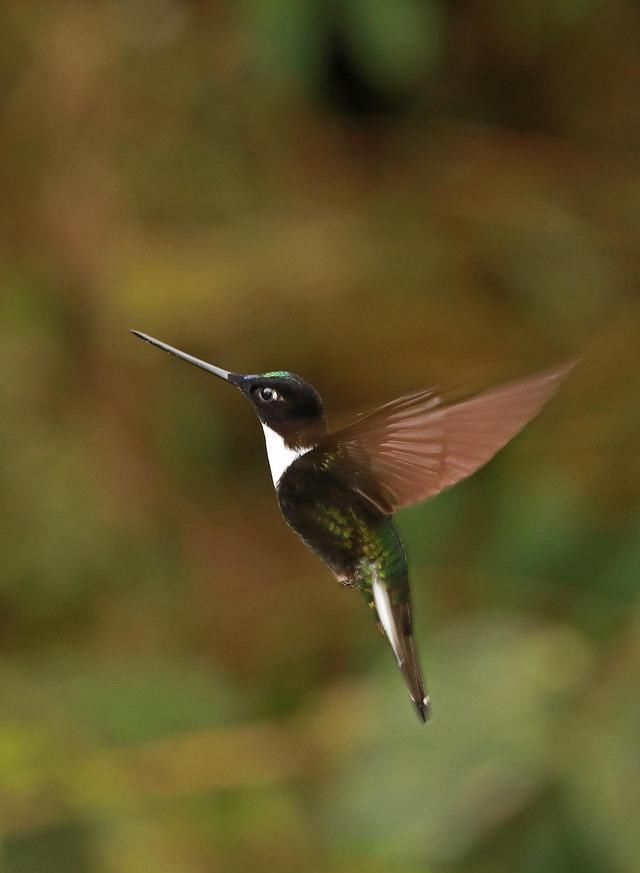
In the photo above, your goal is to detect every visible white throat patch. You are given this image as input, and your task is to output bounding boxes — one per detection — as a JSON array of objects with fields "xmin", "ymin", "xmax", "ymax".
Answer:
[{"xmin": 261, "ymin": 425, "xmax": 310, "ymax": 487}]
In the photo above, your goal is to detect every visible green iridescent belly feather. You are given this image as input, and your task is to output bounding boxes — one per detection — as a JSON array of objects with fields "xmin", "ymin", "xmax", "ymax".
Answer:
[{"xmin": 276, "ymin": 460, "xmax": 409, "ymax": 602}]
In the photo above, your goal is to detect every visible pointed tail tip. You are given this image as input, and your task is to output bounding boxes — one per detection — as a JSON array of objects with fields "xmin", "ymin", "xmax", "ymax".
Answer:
[{"xmin": 415, "ymin": 694, "xmax": 432, "ymax": 724}]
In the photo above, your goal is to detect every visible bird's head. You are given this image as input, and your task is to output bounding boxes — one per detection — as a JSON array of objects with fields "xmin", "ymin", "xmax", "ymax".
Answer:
[{"xmin": 131, "ymin": 332, "xmax": 326, "ymax": 442}]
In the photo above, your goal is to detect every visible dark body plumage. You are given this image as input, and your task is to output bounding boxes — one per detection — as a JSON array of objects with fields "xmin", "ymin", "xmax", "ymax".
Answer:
[
  {"xmin": 277, "ymin": 450, "xmax": 428, "ymax": 719},
  {"xmin": 277, "ymin": 452, "xmax": 400, "ymax": 582},
  {"xmin": 131, "ymin": 329, "xmax": 573, "ymax": 724}
]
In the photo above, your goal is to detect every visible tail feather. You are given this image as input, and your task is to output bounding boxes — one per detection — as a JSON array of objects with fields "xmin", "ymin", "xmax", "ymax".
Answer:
[
  {"xmin": 397, "ymin": 629, "xmax": 431, "ymax": 723},
  {"xmin": 371, "ymin": 576, "xmax": 431, "ymax": 723}
]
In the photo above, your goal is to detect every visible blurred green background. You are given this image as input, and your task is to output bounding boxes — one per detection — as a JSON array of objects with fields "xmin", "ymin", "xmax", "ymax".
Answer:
[{"xmin": 1, "ymin": 2, "xmax": 639, "ymax": 871}]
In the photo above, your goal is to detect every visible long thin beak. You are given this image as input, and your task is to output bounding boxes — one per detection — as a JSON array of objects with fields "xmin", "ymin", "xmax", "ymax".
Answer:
[{"xmin": 131, "ymin": 330, "xmax": 234, "ymax": 382}]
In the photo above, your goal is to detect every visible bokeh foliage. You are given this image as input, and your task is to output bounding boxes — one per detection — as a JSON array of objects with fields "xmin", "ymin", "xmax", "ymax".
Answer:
[{"xmin": 1, "ymin": 1, "xmax": 639, "ymax": 871}]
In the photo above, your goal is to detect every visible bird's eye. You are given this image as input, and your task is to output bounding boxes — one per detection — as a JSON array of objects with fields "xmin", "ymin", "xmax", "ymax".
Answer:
[{"xmin": 258, "ymin": 386, "xmax": 279, "ymax": 403}]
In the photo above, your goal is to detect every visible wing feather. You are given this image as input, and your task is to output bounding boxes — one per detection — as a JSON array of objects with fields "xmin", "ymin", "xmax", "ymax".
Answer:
[{"xmin": 321, "ymin": 363, "xmax": 573, "ymax": 513}]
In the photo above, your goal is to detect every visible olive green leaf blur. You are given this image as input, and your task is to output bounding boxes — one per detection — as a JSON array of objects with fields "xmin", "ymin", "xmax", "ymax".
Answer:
[{"xmin": 1, "ymin": 1, "xmax": 639, "ymax": 872}]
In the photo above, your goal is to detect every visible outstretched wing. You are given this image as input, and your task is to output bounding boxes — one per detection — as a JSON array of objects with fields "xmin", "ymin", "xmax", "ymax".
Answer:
[{"xmin": 320, "ymin": 363, "xmax": 573, "ymax": 514}]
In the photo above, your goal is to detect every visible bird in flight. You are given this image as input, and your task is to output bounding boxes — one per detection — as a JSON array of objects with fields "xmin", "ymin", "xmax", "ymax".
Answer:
[{"xmin": 132, "ymin": 330, "xmax": 571, "ymax": 723}]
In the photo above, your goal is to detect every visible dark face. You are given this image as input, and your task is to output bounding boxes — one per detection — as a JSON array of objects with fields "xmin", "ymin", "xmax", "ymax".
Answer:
[
  {"xmin": 234, "ymin": 372, "xmax": 326, "ymax": 433},
  {"xmin": 129, "ymin": 333, "xmax": 327, "ymax": 443}
]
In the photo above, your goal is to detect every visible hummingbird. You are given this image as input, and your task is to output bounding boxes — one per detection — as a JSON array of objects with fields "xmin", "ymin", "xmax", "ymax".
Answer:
[{"xmin": 132, "ymin": 330, "xmax": 571, "ymax": 723}]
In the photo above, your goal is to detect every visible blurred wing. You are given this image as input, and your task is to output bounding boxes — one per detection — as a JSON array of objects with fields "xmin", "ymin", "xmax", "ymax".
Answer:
[{"xmin": 324, "ymin": 363, "xmax": 573, "ymax": 513}]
